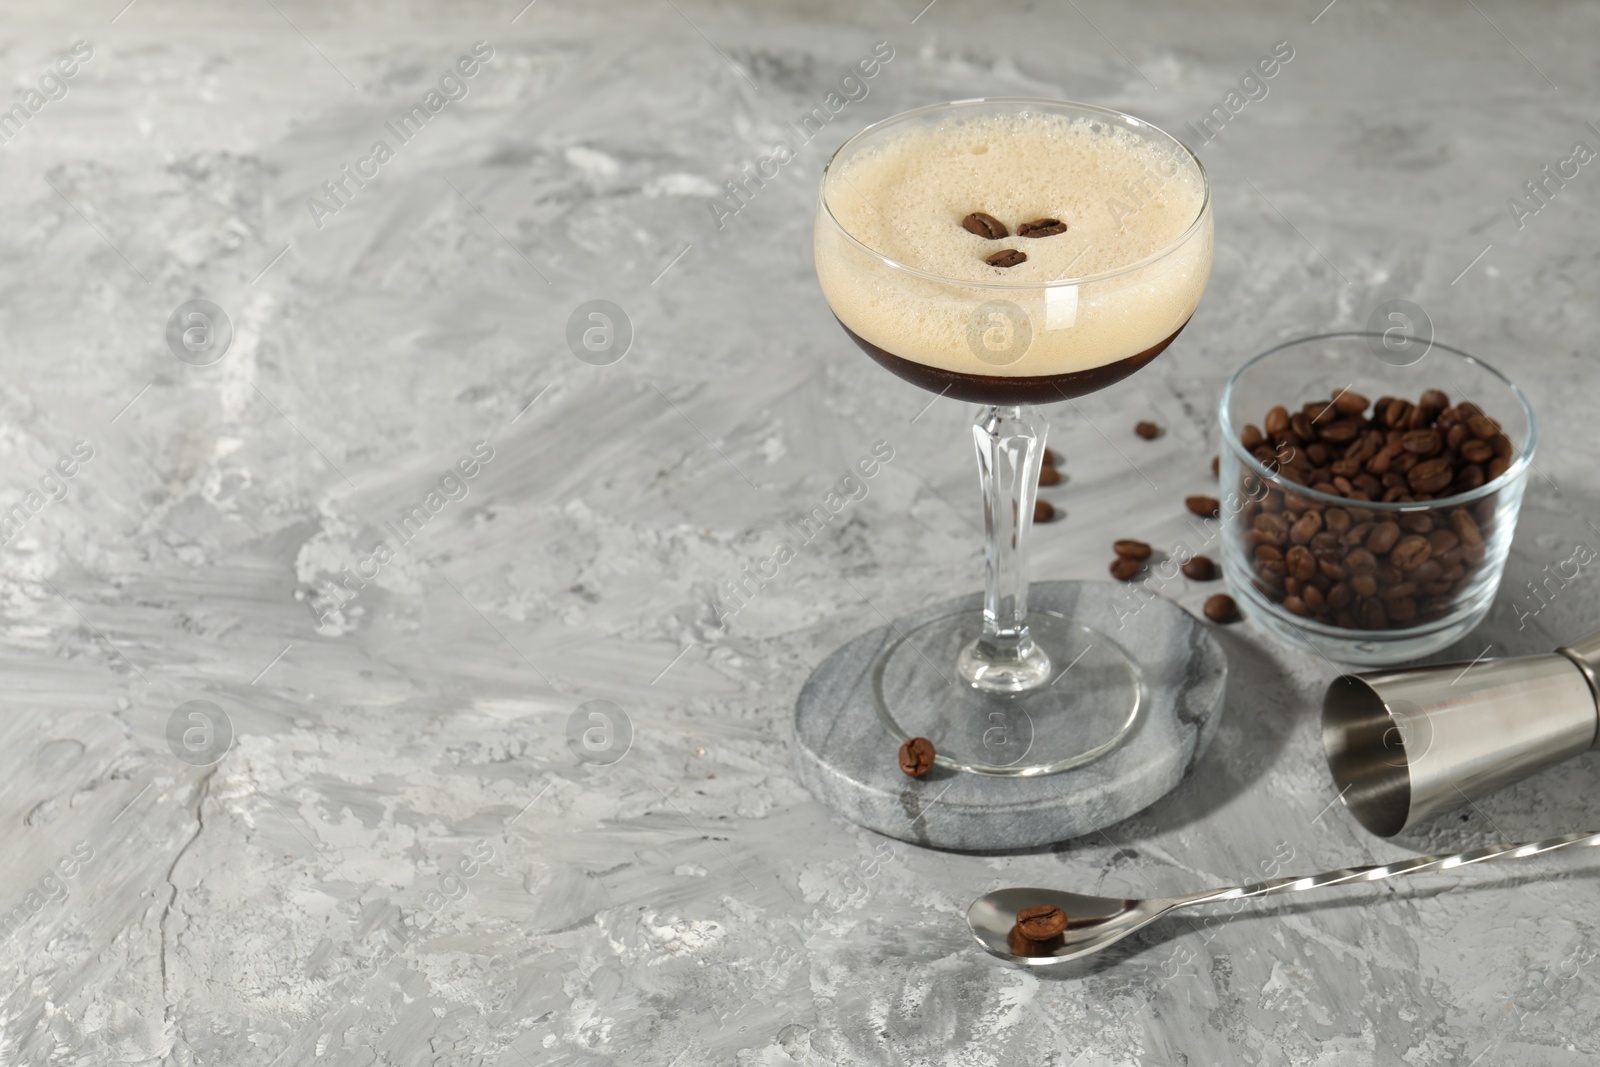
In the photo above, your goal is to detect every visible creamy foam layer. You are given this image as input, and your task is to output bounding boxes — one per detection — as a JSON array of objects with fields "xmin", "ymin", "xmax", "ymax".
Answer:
[{"xmin": 816, "ymin": 110, "xmax": 1212, "ymax": 377}]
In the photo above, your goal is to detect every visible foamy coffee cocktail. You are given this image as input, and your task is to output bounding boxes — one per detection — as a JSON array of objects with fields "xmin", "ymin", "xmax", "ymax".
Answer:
[
  {"xmin": 816, "ymin": 104, "xmax": 1211, "ymax": 404},
  {"xmin": 811, "ymin": 99, "xmax": 1212, "ymax": 776}
]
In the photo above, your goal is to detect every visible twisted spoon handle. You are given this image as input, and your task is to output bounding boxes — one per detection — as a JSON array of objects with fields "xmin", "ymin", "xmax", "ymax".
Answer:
[{"xmin": 1183, "ymin": 831, "xmax": 1600, "ymax": 907}]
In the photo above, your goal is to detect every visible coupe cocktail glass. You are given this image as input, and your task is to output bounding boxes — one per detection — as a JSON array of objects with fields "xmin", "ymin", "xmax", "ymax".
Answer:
[{"xmin": 813, "ymin": 98, "xmax": 1212, "ymax": 775}]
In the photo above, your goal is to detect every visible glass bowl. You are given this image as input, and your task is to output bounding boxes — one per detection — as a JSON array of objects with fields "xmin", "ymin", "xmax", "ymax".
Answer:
[{"xmin": 1218, "ymin": 332, "xmax": 1536, "ymax": 666}]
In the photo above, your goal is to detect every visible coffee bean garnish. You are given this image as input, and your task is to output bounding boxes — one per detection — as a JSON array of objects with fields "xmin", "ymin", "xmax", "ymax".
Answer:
[
  {"xmin": 1039, "ymin": 466, "xmax": 1061, "ymax": 486},
  {"xmin": 985, "ymin": 248, "xmax": 1027, "ymax": 269},
  {"xmin": 898, "ymin": 736, "xmax": 935, "ymax": 778},
  {"xmin": 1235, "ymin": 388, "xmax": 1508, "ymax": 632},
  {"xmin": 1034, "ymin": 500, "xmax": 1056, "ymax": 523},
  {"xmin": 962, "ymin": 212, "xmax": 1009, "ymax": 240},
  {"xmin": 1016, "ymin": 904, "xmax": 1068, "ymax": 940},
  {"xmin": 1018, "ymin": 218, "xmax": 1067, "ymax": 238},
  {"xmin": 1182, "ymin": 556, "xmax": 1217, "ymax": 581},
  {"xmin": 1134, "ymin": 420, "xmax": 1162, "ymax": 440},
  {"xmin": 1186, "ymin": 495, "xmax": 1221, "ymax": 519},
  {"xmin": 1203, "ymin": 594, "xmax": 1240, "ymax": 624},
  {"xmin": 1114, "ymin": 539, "xmax": 1152, "ymax": 560}
]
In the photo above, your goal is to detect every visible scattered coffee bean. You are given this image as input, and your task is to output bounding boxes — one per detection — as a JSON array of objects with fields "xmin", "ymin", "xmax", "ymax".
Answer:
[
  {"xmin": 1018, "ymin": 218, "xmax": 1068, "ymax": 238},
  {"xmin": 898, "ymin": 737, "xmax": 935, "ymax": 778},
  {"xmin": 1042, "ymin": 447, "xmax": 1058, "ymax": 466},
  {"xmin": 1114, "ymin": 539, "xmax": 1153, "ymax": 560},
  {"xmin": 1034, "ymin": 500, "xmax": 1056, "ymax": 523},
  {"xmin": 1134, "ymin": 420, "xmax": 1162, "ymax": 440},
  {"xmin": 1186, "ymin": 495, "xmax": 1221, "ymax": 519},
  {"xmin": 1110, "ymin": 556, "xmax": 1141, "ymax": 581},
  {"xmin": 962, "ymin": 212, "xmax": 1008, "ymax": 239},
  {"xmin": 1039, "ymin": 466, "xmax": 1061, "ymax": 486},
  {"xmin": 1016, "ymin": 905, "xmax": 1068, "ymax": 940},
  {"xmin": 1211, "ymin": 454, "xmax": 1220, "ymax": 477},
  {"xmin": 1231, "ymin": 388, "xmax": 1511, "ymax": 631},
  {"xmin": 985, "ymin": 248, "xmax": 1027, "ymax": 269},
  {"xmin": 1203, "ymin": 593, "xmax": 1241, "ymax": 624},
  {"xmin": 1182, "ymin": 556, "xmax": 1217, "ymax": 581}
]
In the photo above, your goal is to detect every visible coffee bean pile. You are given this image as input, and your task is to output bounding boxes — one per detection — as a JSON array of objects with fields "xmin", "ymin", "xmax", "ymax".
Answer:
[{"xmin": 1235, "ymin": 389, "xmax": 1507, "ymax": 630}]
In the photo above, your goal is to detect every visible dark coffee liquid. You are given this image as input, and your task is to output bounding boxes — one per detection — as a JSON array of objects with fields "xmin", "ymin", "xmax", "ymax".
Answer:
[{"xmin": 838, "ymin": 317, "xmax": 1191, "ymax": 406}]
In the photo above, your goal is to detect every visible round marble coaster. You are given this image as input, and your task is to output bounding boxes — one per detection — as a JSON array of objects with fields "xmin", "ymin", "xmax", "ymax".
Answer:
[{"xmin": 792, "ymin": 580, "xmax": 1227, "ymax": 850}]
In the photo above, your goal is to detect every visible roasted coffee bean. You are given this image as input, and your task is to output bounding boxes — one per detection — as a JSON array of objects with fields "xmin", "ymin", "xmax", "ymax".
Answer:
[
  {"xmin": 1351, "ymin": 572, "xmax": 1378, "ymax": 598},
  {"xmin": 1426, "ymin": 528, "xmax": 1459, "ymax": 555},
  {"xmin": 1114, "ymin": 539, "xmax": 1153, "ymax": 560},
  {"xmin": 1382, "ymin": 399, "xmax": 1413, "ymax": 429},
  {"xmin": 1459, "ymin": 438, "xmax": 1494, "ymax": 464},
  {"xmin": 1211, "ymin": 454, "xmax": 1220, "ymax": 477},
  {"xmin": 1283, "ymin": 594, "xmax": 1308, "ymax": 616},
  {"xmin": 1253, "ymin": 544, "xmax": 1284, "ymax": 563},
  {"xmin": 1135, "ymin": 420, "xmax": 1162, "ymax": 440},
  {"xmin": 1241, "ymin": 424, "xmax": 1266, "ymax": 450},
  {"xmin": 1391, "ymin": 534, "xmax": 1433, "ymax": 571},
  {"xmin": 1359, "ymin": 597, "xmax": 1388, "ymax": 629},
  {"xmin": 1264, "ymin": 406, "xmax": 1290, "ymax": 437},
  {"xmin": 1401, "ymin": 429, "xmax": 1442, "ymax": 455},
  {"xmin": 1289, "ymin": 511, "xmax": 1323, "ymax": 545},
  {"xmin": 1039, "ymin": 466, "xmax": 1061, "ymax": 486},
  {"xmin": 1034, "ymin": 500, "xmax": 1056, "ymax": 523},
  {"xmin": 1323, "ymin": 508, "xmax": 1351, "ymax": 535},
  {"xmin": 1302, "ymin": 584, "xmax": 1326, "ymax": 612},
  {"xmin": 1419, "ymin": 389, "xmax": 1449, "ymax": 410},
  {"xmin": 1410, "ymin": 558, "xmax": 1444, "ymax": 584},
  {"xmin": 898, "ymin": 736, "xmax": 936, "ymax": 778},
  {"xmin": 1492, "ymin": 434, "xmax": 1513, "ymax": 460},
  {"xmin": 1451, "ymin": 509, "xmax": 1483, "ymax": 547},
  {"xmin": 1043, "ymin": 447, "xmax": 1058, "ymax": 465},
  {"xmin": 1110, "ymin": 556, "xmax": 1141, "ymax": 581},
  {"xmin": 1467, "ymin": 414, "xmax": 1501, "ymax": 440},
  {"xmin": 1290, "ymin": 412, "xmax": 1315, "ymax": 440},
  {"xmin": 1345, "ymin": 548, "xmax": 1378, "ymax": 574},
  {"xmin": 1456, "ymin": 464, "xmax": 1486, "ymax": 492},
  {"xmin": 1182, "ymin": 555, "xmax": 1217, "ymax": 581},
  {"xmin": 1398, "ymin": 512, "xmax": 1433, "ymax": 534},
  {"xmin": 986, "ymin": 248, "xmax": 1027, "ymax": 268},
  {"xmin": 1366, "ymin": 521, "xmax": 1400, "ymax": 553},
  {"xmin": 1408, "ymin": 458, "xmax": 1453, "ymax": 494},
  {"xmin": 1334, "ymin": 391, "xmax": 1370, "ymax": 415},
  {"xmin": 1286, "ymin": 545, "xmax": 1316, "ymax": 582},
  {"xmin": 1327, "ymin": 582, "xmax": 1354, "ymax": 609},
  {"xmin": 1018, "ymin": 218, "xmax": 1068, "ymax": 238},
  {"xmin": 1203, "ymin": 594, "xmax": 1241, "ymax": 624},
  {"xmin": 962, "ymin": 212, "xmax": 1008, "ymax": 239},
  {"xmin": 1186, "ymin": 495, "xmax": 1221, "ymax": 519},
  {"xmin": 1388, "ymin": 597, "xmax": 1418, "ymax": 624},
  {"xmin": 1487, "ymin": 456, "xmax": 1511, "ymax": 480},
  {"xmin": 1319, "ymin": 421, "xmax": 1360, "ymax": 444},
  {"xmin": 1016, "ymin": 904, "xmax": 1068, "ymax": 940}
]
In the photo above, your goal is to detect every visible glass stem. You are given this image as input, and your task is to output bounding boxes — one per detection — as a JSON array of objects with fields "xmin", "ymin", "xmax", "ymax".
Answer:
[{"xmin": 959, "ymin": 404, "xmax": 1053, "ymax": 692}]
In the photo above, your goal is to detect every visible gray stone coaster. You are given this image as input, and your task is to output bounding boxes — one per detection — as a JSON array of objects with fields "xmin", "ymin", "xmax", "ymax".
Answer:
[{"xmin": 792, "ymin": 580, "xmax": 1228, "ymax": 850}]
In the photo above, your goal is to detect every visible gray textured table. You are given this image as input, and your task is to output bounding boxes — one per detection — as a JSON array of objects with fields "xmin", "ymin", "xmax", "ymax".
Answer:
[{"xmin": 4, "ymin": 1, "xmax": 1599, "ymax": 1064}]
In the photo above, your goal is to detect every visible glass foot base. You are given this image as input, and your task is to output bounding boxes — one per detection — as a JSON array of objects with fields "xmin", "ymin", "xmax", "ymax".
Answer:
[{"xmin": 874, "ymin": 610, "xmax": 1144, "ymax": 777}]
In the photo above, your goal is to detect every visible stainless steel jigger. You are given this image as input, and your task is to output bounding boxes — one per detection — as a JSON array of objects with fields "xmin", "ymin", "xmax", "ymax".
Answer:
[{"xmin": 1323, "ymin": 630, "xmax": 1600, "ymax": 836}]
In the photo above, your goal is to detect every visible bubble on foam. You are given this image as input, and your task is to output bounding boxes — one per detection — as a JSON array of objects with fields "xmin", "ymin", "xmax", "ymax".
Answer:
[{"xmin": 816, "ymin": 110, "xmax": 1212, "ymax": 378}]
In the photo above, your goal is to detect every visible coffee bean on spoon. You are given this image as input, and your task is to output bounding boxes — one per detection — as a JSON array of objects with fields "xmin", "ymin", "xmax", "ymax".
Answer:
[
  {"xmin": 1018, "ymin": 218, "xmax": 1067, "ymax": 238},
  {"xmin": 985, "ymin": 248, "xmax": 1027, "ymax": 268},
  {"xmin": 962, "ymin": 212, "xmax": 1009, "ymax": 239},
  {"xmin": 1016, "ymin": 904, "xmax": 1068, "ymax": 940}
]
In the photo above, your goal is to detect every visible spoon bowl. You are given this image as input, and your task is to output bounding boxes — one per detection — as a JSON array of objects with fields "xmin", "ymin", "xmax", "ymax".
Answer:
[{"xmin": 967, "ymin": 887, "xmax": 1168, "ymax": 965}]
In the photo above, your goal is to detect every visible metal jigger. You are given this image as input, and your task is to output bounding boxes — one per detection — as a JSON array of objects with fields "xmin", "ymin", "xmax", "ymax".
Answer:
[{"xmin": 1322, "ymin": 631, "xmax": 1600, "ymax": 837}]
